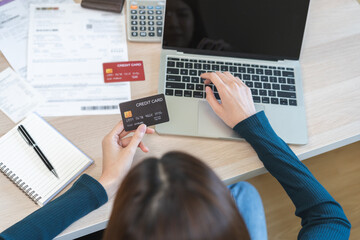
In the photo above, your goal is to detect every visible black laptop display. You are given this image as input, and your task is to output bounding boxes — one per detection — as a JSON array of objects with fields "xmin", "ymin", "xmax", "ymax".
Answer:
[{"xmin": 163, "ymin": 0, "xmax": 310, "ymax": 60}]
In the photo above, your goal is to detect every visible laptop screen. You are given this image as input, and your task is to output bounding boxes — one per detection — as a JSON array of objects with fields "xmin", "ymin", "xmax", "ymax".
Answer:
[{"xmin": 162, "ymin": 0, "xmax": 310, "ymax": 60}]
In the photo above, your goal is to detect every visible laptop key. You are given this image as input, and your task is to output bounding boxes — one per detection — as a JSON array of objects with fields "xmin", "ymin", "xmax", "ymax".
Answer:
[
  {"xmin": 253, "ymin": 96, "xmax": 261, "ymax": 103},
  {"xmin": 166, "ymin": 82, "xmax": 185, "ymax": 89},
  {"xmin": 212, "ymin": 65, "xmax": 220, "ymax": 71},
  {"xmin": 270, "ymin": 77, "xmax": 277, "ymax": 82},
  {"xmin": 194, "ymin": 63, "xmax": 202, "ymax": 69},
  {"xmin": 287, "ymin": 78, "xmax": 295, "ymax": 84},
  {"xmin": 255, "ymin": 82, "xmax": 262, "ymax": 88},
  {"xmin": 278, "ymin": 91, "xmax": 296, "ymax": 98},
  {"xmin": 165, "ymin": 89, "xmax": 174, "ymax": 96},
  {"xmin": 239, "ymin": 67, "xmax": 246, "ymax": 73},
  {"xmin": 189, "ymin": 70, "xmax": 197, "ymax": 76},
  {"xmin": 191, "ymin": 77, "xmax": 199, "ymax": 83},
  {"xmin": 274, "ymin": 70, "xmax": 281, "ymax": 76},
  {"xmin": 256, "ymin": 69, "xmax": 264, "ymax": 75},
  {"xmin": 184, "ymin": 90, "xmax": 192, "ymax": 97},
  {"xmin": 252, "ymin": 75, "xmax": 260, "ymax": 81},
  {"xmin": 282, "ymin": 71, "xmax": 295, "ymax": 77},
  {"xmin": 234, "ymin": 73, "xmax": 242, "ymax": 78},
  {"xmin": 167, "ymin": 68, "xmax": 179, "ymax": 74},
  {"xmin": 247, "ymin": 68, "xmax": 255, "ymax": 74},
  {"xmin": 289, "ymin": 99, "xmax": 297, "ymax": 106},
  {"xmin": 166, "ymin": 75, "xmax": 181, "ymax": 81},
  {"xmin": 167, "ymin": 61, "xmax": 175, "ymax": 67},
  {"xmin": 261, "ymin": 76, "xmax": 269, "ymax": 82},
  {"xmin": 196, "ymin": 84, "xmax": 204, "ymax": 90},
  {"xmin": 203, "ymin": 64, "xmax": 211, "ymax": 70},
  {"xmin": 281, "ymin": 85, "xmax": 296, "ymax": 91},
  {"xmin": 199, "ymin": 70, "xmax": 206, "ymax": 75},
  {"xmin": 176, "ymin": 62, "xmax": 184, "ymax": 68},
  {"xmin": 272, "ymin": 83, "xmax": 280, "ymax": 90},
  {"xmin": 271, "ymin": 98, "xmax": 279, "ymax": 104},
  {"xmin": 251, "ymin": 89, "xmax": 258, "ymax": 95},
  {"xmin": 185, "ymin": 63, "xmax": 193, "ymax": 68},
  {"xmin": 243, "ymin": 74, "xmax": 250, "ymax": 80},
  {"xmin": 263, "ymin": 83, "xmax": 271, "ymax": 89},
  {"xmin": 180, "ymin": 69, "xmax": 188, "ymax": 75},
  {"xmin": 265, "ymin": 70, "xmax": 272, "ymax": 75},
  {"xmin": 279, "ymin": 77, "xmax": 286, "ymax": 83},
  {"xmin": 221, "ymin": 65, "xmax": 229, "ymax": 71},
  {"xmin": 260, "ymin": 90, "xmax": 267, "ymax": 96},
  {"xmin": 280, "ymin": 98, "xmax": 288, "ymax": 105},
  {"xmin": 262, "ymin": 97, "xmax": 270, "ymax": 104},
  {"xmin": 182, "ymin": 76, "xmax": 190, "ymax": 82},
  {"xmin": 175, "ymin": 90, "xmax": 183, "ymax": 96},
  {"xmin": 230, "ymin": 66, "xmax": 237, "ymax": 72},
  {"xmin": 245, "ymin": 81, "xmax": 253, "ymax": 88},
  {"xmin": 187, "ymin": 84, "xmax": 195, "ymax": 90},
  {"xmin": 193, "ymin": 91, "xmax": 204, "ymax": 98},
  {"xmin": 268, "ymin": 90, "xmax": 276, "ymax": 96}
]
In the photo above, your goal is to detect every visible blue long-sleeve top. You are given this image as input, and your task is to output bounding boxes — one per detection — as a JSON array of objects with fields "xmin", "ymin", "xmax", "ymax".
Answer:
[{"xmin": 0, "ymin": 111, "xmax": 351, "ymax": 240}]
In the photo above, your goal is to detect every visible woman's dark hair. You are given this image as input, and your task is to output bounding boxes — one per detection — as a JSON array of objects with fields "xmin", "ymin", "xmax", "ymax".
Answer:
[{"xmin": 104, "ymin": 152, "xmax": 250, "ymax": 240}]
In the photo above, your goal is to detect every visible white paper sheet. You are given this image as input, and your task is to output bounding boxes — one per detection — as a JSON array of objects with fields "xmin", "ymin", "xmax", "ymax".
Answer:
[
  {"xmin": 0, "ymin": 67, "xmax": 44, "ymax": 122},
  {"xmin": 0, "ymin": 0, "xmax": 74, "ymax": 79},
  {"xmin": 27, "ymin": 4, "xmax": 130, "ymax": 116}
]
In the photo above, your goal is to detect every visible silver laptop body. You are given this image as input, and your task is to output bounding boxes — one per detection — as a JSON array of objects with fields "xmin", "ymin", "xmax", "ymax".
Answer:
[{"xmin": 156, "ymin": 0, "xmax": 310, "ymax": 145}]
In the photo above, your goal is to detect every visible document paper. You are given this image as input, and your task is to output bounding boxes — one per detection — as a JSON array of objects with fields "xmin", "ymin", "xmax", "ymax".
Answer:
[
  {"xmin": 0, "ymin": 0, "xmax": 74, "ymax": 79},
  {"xmin": 0, "ymin": 67, "xmax": 43, "ymax": 123},
  {"xmin": 27, "ymin": 4, "xmax": 131, "ymax": 116}
]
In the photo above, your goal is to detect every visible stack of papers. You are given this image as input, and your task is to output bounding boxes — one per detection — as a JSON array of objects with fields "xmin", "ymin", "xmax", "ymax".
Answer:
[{"xmin": 0, "ymin": 0, "xmax": 131, "ymax": 119}]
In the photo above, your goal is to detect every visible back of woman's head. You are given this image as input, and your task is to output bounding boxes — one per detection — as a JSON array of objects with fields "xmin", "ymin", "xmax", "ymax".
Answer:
[{"xmin": 104, "ymin": 151, "xmax": 250, "ymax": 240}]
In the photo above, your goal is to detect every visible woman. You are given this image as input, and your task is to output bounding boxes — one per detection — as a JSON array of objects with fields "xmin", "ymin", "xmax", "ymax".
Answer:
[{"xmin": 0, "ymin": 72, "xmax": 351, "ymax": 240}]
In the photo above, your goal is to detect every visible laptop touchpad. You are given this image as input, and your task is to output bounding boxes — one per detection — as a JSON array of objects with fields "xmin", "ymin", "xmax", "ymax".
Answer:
[{"xmin": 197, "ymin": 101, "xmax": 264, "ymax": 139}]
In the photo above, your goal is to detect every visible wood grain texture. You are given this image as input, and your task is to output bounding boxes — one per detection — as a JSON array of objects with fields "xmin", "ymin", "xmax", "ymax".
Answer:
[
  {"xmin": 248, "ymin": 141, "xmax": 360, "ymax": 240},
  {"xmin": 0, "ymin": 0, "xmax": 359, "ymax": 238}
]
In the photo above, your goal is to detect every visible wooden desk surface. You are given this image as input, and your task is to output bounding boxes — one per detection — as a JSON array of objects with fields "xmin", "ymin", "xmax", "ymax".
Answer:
[{"xmin": 0, "ymin": 0, "xmax": 359, "ymax": 239}]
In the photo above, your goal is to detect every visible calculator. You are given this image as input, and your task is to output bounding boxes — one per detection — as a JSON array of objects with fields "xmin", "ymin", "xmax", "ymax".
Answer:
[{"xmin": 127, "ymin": 0, "xmax": 166, "ymax": 42}]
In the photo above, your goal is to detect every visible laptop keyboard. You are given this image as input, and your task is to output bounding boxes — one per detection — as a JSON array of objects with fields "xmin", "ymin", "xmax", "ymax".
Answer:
[{"xmin": 165, "ymin": 57, "xmax": 297, "ymax": 106}]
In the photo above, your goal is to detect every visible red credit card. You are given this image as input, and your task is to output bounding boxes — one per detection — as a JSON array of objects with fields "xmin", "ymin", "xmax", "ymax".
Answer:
[{"xmin": 103, "ymin": 61, "xmax": 145, "ymax": 83}]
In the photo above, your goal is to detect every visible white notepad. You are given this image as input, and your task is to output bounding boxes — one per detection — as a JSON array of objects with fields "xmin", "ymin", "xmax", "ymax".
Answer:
[{"xmin": 0, "ymin": 113, "xmax": 93, "ymax": 206}]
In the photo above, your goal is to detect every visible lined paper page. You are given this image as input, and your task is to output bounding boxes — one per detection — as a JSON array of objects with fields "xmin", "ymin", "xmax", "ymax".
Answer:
[{"xmin": 0, "ymin": 113, "xmax": 93, "ymax": 206}]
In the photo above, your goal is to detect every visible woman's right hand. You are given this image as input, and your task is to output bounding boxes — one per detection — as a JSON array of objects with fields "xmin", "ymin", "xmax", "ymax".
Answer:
[{"xmin": 201, "ymin": 72, "xmax": 256, "ymax": 128}]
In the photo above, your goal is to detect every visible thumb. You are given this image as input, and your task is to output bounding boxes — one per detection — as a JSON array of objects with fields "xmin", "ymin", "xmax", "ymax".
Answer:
[
  {"xmin": 128, "ymin": 124, "xmax": 147, "ymax": 150},
  {"xmin": 205, "ymin": 86, "xmax": 221, "ymax": 114}
]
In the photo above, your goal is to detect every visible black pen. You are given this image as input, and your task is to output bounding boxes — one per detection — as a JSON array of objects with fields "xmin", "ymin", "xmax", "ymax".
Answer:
[{"xmin": 17, "ymin": 124, "xmax": 59, "ymax": 179}]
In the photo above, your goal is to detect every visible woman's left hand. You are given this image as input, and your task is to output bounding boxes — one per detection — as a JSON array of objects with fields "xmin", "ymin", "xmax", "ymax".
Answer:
[{"xmin": 99, "ymin": 121, "xmax": 155, "ymax": 199}]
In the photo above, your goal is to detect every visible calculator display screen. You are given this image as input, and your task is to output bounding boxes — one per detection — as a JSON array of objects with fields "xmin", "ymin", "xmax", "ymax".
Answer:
[{"xmin": 162, "ymin": 0, "xmax": 310, "ymax": 60}]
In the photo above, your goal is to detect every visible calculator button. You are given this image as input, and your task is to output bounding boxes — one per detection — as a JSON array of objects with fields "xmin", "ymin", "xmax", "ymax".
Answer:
[
  {"xmin": 140, "ymin": 15, "xmax": 146, "ymax": 20},
  {"xmin": 156, "ymin": 10, "xmax": 162, "ymax": 14},
  {"xmin": 139, "ymin": 10, "xmax": 145, "ymax": 14},
  {"xmin": 148, "ymin": 21, "xmax": 154, "ymax": 25},
  {"xmin": 149, "ymin": 27, "xmax": 154, "ymax": 31},
  {"xmin": 132, "ymin": 32, "xmax": 138, "ymax": 37},
  {"xmin": 140, "ymin": 26, "xmax": 146, "ymax": 31},
  {"xmin": 156, "ymin": 16, "xmax": 162, "ymax": 20},
  {"xmin": 131, "ymin": 26, "xmax": 138, "ymax": 31},
  {"xmin": 155, "ymin": 6, "xmax": 162, "ymax": 9},
  {"xmin": 140, "ymin": 21, "xmax": 146, "ymax": 25},
  {"xmin": 148, "ymin": 10, "xmax": 154, "ymax": 14},
  {"xmin": 149, "ymin": 32, "xmax": 155, "ymax": 37},
  {"xmin": 131, "ymin": 21, "xmax": 138, "ymax": 25},
  {"xmin": 147, "ymin": 6, "xmax": 154, "ymax": 9},
  {"xmin": 131, "ymin": 10, "xmax": 137, "ymax": 14},
  {"xmin": 139, "ymin": 6, "xmax": 145, "ymax": 9},
  {"xmin": 148, "ymin": 16, "xmax": 154, "ymax": 20},
  {"xmin": 131, "ymin": 15, "xmax": 137, "ymax": 20},
  {"xmin": 140, "ymin": 32, "xmax": 147, "ymax": 37},
  {"xmin": 156, "ymin": 21, "xmax": 162, "ymax": 25},
  {"xmin": 130, "ymin": 5, "xmax": 138, "ymax": 9},
  {"xmin": 157, "ymin": 27, "xmax": 162, "ymax": 37}
]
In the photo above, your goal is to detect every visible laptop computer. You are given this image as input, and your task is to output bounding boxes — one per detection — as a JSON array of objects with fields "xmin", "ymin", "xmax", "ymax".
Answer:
[{"xmin": 156, "ymin": 0, "xmax": 310, "ymax": 144}]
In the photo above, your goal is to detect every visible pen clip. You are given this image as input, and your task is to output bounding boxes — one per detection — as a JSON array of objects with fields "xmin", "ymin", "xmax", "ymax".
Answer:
[{"xmin": 17, "ymin": 127, "xmax": 31, "ymax": 146}]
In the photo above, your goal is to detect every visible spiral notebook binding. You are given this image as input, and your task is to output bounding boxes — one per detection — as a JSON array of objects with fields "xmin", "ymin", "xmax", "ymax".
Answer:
[{"xmin": 0, "ymin": 162, "xmax": 42, "ymax": 204}]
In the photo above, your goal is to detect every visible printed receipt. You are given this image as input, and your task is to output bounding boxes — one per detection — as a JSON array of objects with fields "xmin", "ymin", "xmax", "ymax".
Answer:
[
  {"xmin": 27, "ymin": 4, "xmax": 131, "ymax": 116},
  {"xmin": 0, "ymin": 68, "xmax": 44, "ymax": 122}
]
